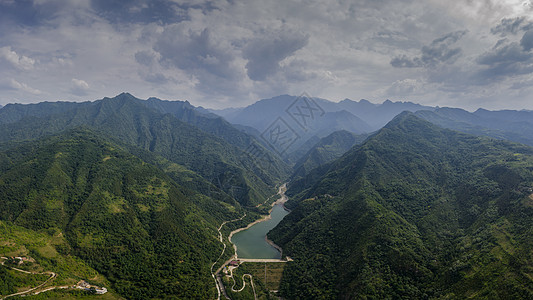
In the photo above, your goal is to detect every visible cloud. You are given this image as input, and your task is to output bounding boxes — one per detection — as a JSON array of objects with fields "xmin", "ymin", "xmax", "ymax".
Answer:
[
  {"xmin": 0, "ymin": 46, "xmax": 35, "ymax": 70},
  {"xmin": 3, "ymin": 0, "xmax": 533, "ymax": 110},
  {"xmin": 134, "ymin": 50, "xmax": 159, "ymax": 66},
  {"xmin": 387, "ymin": 78, "xmax": 424, "ymax": 96},
  {"xmin": 0, "ymin": 78, "xmax": 42, "ymax": 95},
  {"xmin": 152, "ymin": 25, "xmax": 247, "ymax": 96},
  {"xmin": 490, "ymin": 17, "xmax": 533, "ymax": 37},
  {"xmin": 243, "ymin": 31, "xmax": 309, "ymax": 81},
  {"xmin": 70, "ymin": 78, "xmax": 90, "ymax": 96},
  {"xmin": 475, "ymin": 29, "xmax": 533, "ymax": 82},
  {"xmin": 154, "ymin": 27, "xmax": 237, "ymax": 78},
  {"xmin": 520, "ymin": 29, "xmax": 533, "ymax": 51},
  {"xmin": 89, "ymin": 0, "xmax": 219, "ymax": 25},
  {"xmin": 390, "ymin": 30, "xmax": 467, "ymax": 68}
]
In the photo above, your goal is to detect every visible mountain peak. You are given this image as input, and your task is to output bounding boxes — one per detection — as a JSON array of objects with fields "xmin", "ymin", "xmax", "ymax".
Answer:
[
  {"xmin": 115, "ymin": 92, "xmax": 139, "ymax": 100},
  {"xmin": 382, "ymin": 111, "xmax": 442, "ymax": 134}
]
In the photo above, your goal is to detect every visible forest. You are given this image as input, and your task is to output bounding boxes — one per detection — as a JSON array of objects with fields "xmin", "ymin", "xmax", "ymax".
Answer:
[{"xmin": 0, "ymin": 95, "xmax": 531, "ymax": 299}]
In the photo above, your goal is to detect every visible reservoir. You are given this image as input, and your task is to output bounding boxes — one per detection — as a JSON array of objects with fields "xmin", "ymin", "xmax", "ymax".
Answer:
[{"xmin": 231, "ymin": 204, "xmax": 289, "ymax": 259}]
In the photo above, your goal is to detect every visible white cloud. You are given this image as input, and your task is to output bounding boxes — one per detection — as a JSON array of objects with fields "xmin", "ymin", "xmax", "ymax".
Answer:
[
  {"xmin": 0, "ymin": 78, "xmax": 42, "ymax": 95},
  {"xmin": 70, "ymin": 78, "xmax": 90, "ymax": 96},
  {"xmin": 0, "ymin": 46, "xmax": 35, "ymax": 70}
]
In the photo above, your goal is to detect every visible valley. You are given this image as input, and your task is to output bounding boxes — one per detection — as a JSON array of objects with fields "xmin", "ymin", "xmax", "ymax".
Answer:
[{"xmin": 0, "ymin": 94, "xmax": 531, "ymax": 299}]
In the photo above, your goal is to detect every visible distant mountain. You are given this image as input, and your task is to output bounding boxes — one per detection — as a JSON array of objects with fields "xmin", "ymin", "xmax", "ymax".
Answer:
[
  {"xmin": 474, "ymin": 108, "xmax": 533, "ymax": 123},
  {"xmin": 0, "ymin": 93, "xmax": 290, "ymax": 207},
  {"xmin": 269, "ymin": 113, "xmax": 533, "ymax": 299},
  {"xmin": 416, "ymin": 107, "xmax": 533, "ymax": 147},
  {"xmin": 205, "ymin": 106, "xmax": 242, "ymax": 120},
  {"xmin": 210, "ymin": 95, "xmax": 372, "ymax": 159},
  {"xmin": 338, "ymin": 98, "xmax": 435, "ymax": 129},
  {"xmin": 209, "ymin": 95, "xmax": 435, "ymax": 160},
  {"xmin": 211, "ymin": 95, "xmax": 435, "ymax": 131},
  {"xmin": 292, "ymin": 130, "xmax": 368, "ymax": 178}
]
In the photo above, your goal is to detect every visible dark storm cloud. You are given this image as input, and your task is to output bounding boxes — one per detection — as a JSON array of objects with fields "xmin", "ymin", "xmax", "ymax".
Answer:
[
  {"xmin": 490, "ymin": 17, "xmax": 533, "ymax": 37},
  {"xmin": 390, "ymin": 30, "xmax": 467, "ymax": 68},
  {"xmin": 243, "ymin": 32, "xmax": 309, "ymax": 81}
]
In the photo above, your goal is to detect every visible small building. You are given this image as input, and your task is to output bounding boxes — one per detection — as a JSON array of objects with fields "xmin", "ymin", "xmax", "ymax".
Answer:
[
  {"xmin": 76, "ymin": 280, "xmax": 90, "ymax": 289},
  {"xmin": 76, "ymin": 280, "xmax": 107, "ymax": 295},
  {"xmin": 229, "ymin": 260, "xmax": 239, "ymax": 267}
]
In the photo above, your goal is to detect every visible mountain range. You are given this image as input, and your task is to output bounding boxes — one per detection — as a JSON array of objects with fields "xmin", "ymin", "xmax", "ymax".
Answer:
[
  {"xmin": 270, "ymin": 113, "xmax": 533, "ymax": 299},
  {"xmin": 0, "ymin": 93, "xmax": 532, "ymax": 299},
  {"xmin": 210, "ymin": 95, "xmax": 434, "ymax": 157}
]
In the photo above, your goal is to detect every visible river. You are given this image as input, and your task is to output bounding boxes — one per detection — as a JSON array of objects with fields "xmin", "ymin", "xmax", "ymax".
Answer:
[{"xmin": 230, "ymin": 204, "xmax": 289, "ymax": 259}]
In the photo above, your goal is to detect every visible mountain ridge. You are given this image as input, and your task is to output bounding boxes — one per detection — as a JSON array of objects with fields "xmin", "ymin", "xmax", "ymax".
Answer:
[{"xmin": 269, "ymin": 112, "xmax": 533, "ymax": 299}]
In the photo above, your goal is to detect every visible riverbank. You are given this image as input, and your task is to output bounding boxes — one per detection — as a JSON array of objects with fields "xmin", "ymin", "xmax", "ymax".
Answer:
[
  {"xmin": 229, "ymin": 183, "xmax": 289, "ymax": 258},
  {"xmin": 265, "ymin": 235, "xmax": 283, "ymax": 257},
  {"xmin": 272, "ymin": 183, "xmax": 288, "ymax": 207}
]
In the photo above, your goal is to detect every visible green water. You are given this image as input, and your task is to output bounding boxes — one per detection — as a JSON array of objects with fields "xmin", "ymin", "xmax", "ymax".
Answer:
[{"xmin": 231, "ymin": 204, "xmax": 289, "ymax": 259}]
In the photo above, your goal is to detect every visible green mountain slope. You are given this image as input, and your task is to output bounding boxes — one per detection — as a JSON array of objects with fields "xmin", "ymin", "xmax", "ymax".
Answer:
[
  {"xmin": 141, "ymin": 97, "xmax": 290, "ymax": 186},
  {"xmin": 0, "ymin": 129, "xmax": 242, "ymax": 299},
  {"xmin": 269, "ymin": 113, "xmax": 533, "ymax": 299},
  {"xmin": 0, "ymin": 93, "xmax": 289, "ymax": 207},
  {"xmin": 292, "ymin": 130, "xmax": 368, "ymax": 178},
  {"xmin": 0, "ymin": 101, "xmax": 81, "ymax": 125}
]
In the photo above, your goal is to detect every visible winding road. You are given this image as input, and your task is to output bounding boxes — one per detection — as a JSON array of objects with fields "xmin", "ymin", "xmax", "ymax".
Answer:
[
  {"xmin": 211, "ymin": 213, "xmax": 247, "ymax": 300},
  {"xmin": 211, "ymin": 183, "xmax": 288, "ymax": 299},
  {"xmin": 0, "ymin": 257, "xmax": 57, "ymax": 300},
  {"xmin": 231, "ymin": 273, "xmax": 257, "ymax": 300}
]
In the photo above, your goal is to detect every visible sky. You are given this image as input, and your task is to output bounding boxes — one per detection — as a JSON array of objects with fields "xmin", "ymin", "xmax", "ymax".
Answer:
[{"xmin": 1, "ymin": 0, "xmax": 533, "ymax": 110}]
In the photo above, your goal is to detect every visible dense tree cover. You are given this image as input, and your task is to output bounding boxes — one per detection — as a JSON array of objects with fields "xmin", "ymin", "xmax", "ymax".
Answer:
[
  {"xmin": 0, "ymin": 265, "xmax": 16, "ymax": 295},
  {"xmin": 292, "ymin": 130, "xmax": 369, "ymax": 179},
  {"xmin": 0, "ymin": 93, "xmax": 290, "ymax": 207},
  {"xmin": 0, "ymin": 129, "xmax": 249, "ymax": 299},
  {"xmin": 269, "ymin": 113, "xmax": 533, "ymax": 299}
]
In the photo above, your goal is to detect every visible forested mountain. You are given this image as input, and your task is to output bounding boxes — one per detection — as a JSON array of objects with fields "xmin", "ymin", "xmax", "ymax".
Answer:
[
  {"xmin": 292, "ymin": 130, "xmax": 369, "ymax": 178},
  {"xmin": 269, "ymin": 113, "xmax": 533, "ymax": 299},
  {"xmin": 0, "ymin": 93, "xmax": 294, "ymax": 299},
  {"xmin": 143, "ymin": 97, "xmax": 272, "ymax": 152},
  {"xmin": 0, "ymin": 93, "xmax": 290, "ymax": 207},
  {"xmin": 0, "ymin": 101, "xmax": 82, "ymax": 125},
  {"xmin": 2, "ymin": 93, "xmax": 533, "ymax": 299},
  {"xmin": 0, "ymin": 129, "xmax": 240, "ymax": 298},
  {"xmin": 416, "ymin": 107, "xmax": 533, "ymax": 147}
]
